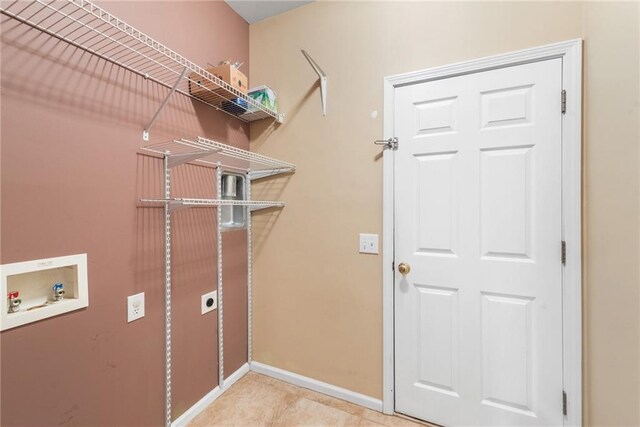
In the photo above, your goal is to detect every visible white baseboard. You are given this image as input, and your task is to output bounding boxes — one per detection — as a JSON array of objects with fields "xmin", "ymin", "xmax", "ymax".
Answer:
[
  {"xmin": 249, "ymin": 361, "xmax": 383, "ymax": 412},
  {"xmin": 171, "ymin": 361, "xmax": 383, "ymax": 426},
  {"xmin": 222, "ymin": 362, "xmax": 251, "ymax": 391},
  {"xmin": 171, "ymin": 363, "xmax": 250, "ymax": 427}
]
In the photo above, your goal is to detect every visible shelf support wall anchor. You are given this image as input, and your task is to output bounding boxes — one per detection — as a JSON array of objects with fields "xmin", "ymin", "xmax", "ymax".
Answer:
[
  {"xmin": 301, "ymin": 49, "xmax": 327, "ymax": 117},
  {"xmin": 143, "ymin": 66, "xmax": 188, "ymax": 141}
]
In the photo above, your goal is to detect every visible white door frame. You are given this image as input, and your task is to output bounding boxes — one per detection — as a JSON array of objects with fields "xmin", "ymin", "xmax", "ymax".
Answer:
[{"xmin": 382, "ymin": 39, "xmax": 582, "ymax": 426}]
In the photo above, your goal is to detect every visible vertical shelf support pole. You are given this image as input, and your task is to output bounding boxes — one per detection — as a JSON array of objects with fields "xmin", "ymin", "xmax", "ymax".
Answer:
[
  {"xmin": 143, "ymin": 66, "xmax": 188, "ymax": 141},
  {"xmin": 216, "ymin": 164, "xmax": 225, "ymax": 388},
  {"xmin": 164, "ymin": 155, "xmax": 172, "ymax": 427},
  {"xmin": 247, "ymin": 174, "xmax": 253, "ymax": 363}
]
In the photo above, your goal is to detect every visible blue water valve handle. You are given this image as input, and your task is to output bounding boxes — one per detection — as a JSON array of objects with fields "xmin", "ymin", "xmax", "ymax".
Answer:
[{"xmin": 52, "ymin": 283, "xmax": 66, "ymax": 301}]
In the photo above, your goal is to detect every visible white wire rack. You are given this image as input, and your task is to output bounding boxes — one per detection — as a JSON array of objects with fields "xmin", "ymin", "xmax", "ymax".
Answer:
[
  {"xmin": 140, "ymin": 198, "xmax": 285, "ymax": 213},
  {"xmin": 141, "ymin": 136, "xmax": 296, "ymax": 179},
  {"xmin": 0, "ymin": 0, "xmax": 284, "ymax": 128},
  {"xmin": 139, "ymin": 140, "xmax": 291, "ymax": 426}
]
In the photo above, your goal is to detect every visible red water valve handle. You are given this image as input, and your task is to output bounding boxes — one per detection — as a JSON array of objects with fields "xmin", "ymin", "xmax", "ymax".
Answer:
[{"xmin": 7, "ymin": 291, "xmax": 19, "ymax": 299}]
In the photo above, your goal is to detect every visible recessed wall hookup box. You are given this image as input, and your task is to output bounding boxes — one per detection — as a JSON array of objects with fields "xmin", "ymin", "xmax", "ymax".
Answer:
[
  {"xmin": 1, "ymin": 254, "xmax": 88, "ymax": 331},
  {"xmin": 220, "ymin": 172, "xmax": 247, "ymax": 230}
]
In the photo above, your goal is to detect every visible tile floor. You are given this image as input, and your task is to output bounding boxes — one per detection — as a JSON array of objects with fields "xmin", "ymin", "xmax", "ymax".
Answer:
[{"xmin": 189, "ymin": 372, "xmax": 431, "ymax": 427}]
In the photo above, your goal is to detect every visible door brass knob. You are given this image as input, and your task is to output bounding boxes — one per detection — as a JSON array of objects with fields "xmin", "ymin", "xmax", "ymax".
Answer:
[{"xmin": 398, "ymin": 262, "xmax": 410, "ymax": 275}]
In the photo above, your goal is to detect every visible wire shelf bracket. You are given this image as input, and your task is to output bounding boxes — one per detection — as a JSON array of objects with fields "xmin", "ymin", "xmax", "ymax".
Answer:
[
  {"xmin": 143, "ymin": 67, "xmax": 188, "ymax": 141},
  {"xmin": 302, "ymin": 49, "xmax": 327, "ymax": 117}
]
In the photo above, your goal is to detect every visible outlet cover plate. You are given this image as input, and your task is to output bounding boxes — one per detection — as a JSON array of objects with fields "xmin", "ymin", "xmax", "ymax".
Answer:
[
  {"xmin": 201, "ymin": 290, "xmax": 217, "ymax": 315},
  {"xmin": 359, "ymin": 233, "xmax": 379, "ymax": 254},
  {"xmin": 127, "ymin": 292, "xmax": 145, "ymax": 323}
]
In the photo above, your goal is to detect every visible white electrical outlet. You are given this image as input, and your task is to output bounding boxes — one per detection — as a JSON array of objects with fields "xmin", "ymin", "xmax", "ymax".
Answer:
[
  {"xmin": 201, "ymin": 291, "xmax": 217, "ymax": 315},
  {"xmin": 127, "ymin": 292, "xmax": 145, "ymax": 323},
  {"xmin": 359, "ymin": 233, "xmax": 379, "ymax": 254}
]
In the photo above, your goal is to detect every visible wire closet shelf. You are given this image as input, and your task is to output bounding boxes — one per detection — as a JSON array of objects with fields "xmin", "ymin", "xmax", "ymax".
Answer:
[
  {"xmin": 0, "ymin": 0, "xmax": 283, "ymax": 124},
  {"xmin": 140, "ymin": 136, "xmax": 294, "ymax": 212},
  {"xmin": 140, "ymin": 198, "xmax": 285, "ymax": 213},
  {"xmin": 141, "ymin": 136, "xmax": 296, "ymax": 179}
]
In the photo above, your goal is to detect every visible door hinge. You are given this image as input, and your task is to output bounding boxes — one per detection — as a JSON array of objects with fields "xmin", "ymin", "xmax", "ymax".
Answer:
[
  {"xmin": 561, "ymin": 240, "xmax": 567, "ymax": 265},
  {"xmin": 561, "ymin": 90, "xmax": 567, "ymax": 114},
  {"xmin": 562, "ymin": 390, "xmax": 568, "ymax": 415}
]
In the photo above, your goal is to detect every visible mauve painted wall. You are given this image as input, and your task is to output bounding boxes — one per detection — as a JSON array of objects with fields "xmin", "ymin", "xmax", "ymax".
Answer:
[{"xmin": 0, "ymin": 1, "xmax": 249, "ymax": 425}]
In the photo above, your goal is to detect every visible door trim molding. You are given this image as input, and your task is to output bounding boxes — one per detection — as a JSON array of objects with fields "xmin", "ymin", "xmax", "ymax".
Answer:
[{"xmin": 382, "ymin": 39, "xmax": 582, "ymax": 426}]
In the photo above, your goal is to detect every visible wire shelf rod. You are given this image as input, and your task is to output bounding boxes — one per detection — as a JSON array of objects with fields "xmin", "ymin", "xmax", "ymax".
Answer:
[
  {"xmin": 141, "ymin": 137, "xmax": 295, "ymax": 175},
  {"xmin": 0, "ymin": 7, "xmax": 177, "ymax": 99},
  {"xmin": 196, "ymin": 137, "xmax": 296, "ymax": 169},
  {"xmin": 30, "ymin": 2, "xmax": 60, "ymax": 25},
  {"xmin": 11, "ymin": 1, "xmax": 32, "ymax": 17},
  {"xmin": 35, "ymin": 1, "xmax": 186, "ymax": 84},
  {"xmin": 190, "ymin": 143, "xmax": 294, "ymax": 171},
  {"xmin": 188, "ymin": 137, "xmax": 287, "ymax": 165},
  {"xmin": 0, "ymin": 0, "xmax": 282, "ymax": 124},
  {"xmin": 140, "ymin": 198, "xmax": 285, "ymax": 213}
]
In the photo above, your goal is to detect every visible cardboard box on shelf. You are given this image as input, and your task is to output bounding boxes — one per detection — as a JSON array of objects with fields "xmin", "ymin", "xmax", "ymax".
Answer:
[
  {"xmin": 188, "ymin": 63, "xmax": 248, "ymax": 102},
  {"xmin": 210, "ymin": 63, "xmax": 248, "ymax": 93}
]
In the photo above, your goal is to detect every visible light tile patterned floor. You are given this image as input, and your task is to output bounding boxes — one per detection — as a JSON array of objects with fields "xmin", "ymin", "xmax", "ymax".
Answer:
[{"xmin": 189, "ymin": 372, "xmax": 430, "ymax": 427}]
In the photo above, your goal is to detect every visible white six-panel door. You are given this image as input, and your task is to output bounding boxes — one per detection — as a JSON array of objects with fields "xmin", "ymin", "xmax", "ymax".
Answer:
[{"xmin": 394, "ymin": 59, "xmax": 564, "ymax": 426}]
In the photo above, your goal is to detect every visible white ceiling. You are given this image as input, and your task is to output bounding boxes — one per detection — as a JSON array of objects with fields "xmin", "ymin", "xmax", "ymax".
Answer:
[{"xmin": 225, "ymin": 0, "xmax": 314, "ymax": 24}]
